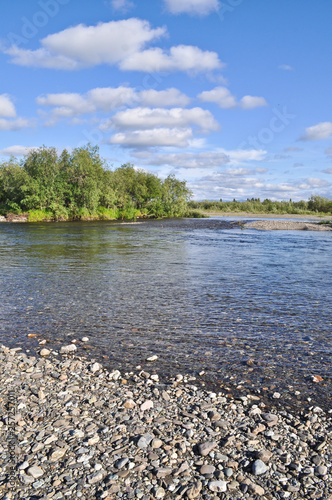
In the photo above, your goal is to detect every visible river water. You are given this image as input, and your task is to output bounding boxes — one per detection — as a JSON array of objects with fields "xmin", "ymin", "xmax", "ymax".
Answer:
[{"xmin": 0, "ymin": 218, "xmax": 331, "ymax": 410}]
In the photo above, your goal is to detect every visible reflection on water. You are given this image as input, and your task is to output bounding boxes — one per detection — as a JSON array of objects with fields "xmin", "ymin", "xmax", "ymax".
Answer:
[{"xmin": 0, "ymin": 218, "xmax": 331, "ymax": 409}]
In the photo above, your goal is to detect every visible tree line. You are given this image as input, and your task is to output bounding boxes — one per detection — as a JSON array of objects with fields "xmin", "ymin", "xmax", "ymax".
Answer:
[
  {"xmin": 189, "ymin": 196, "xmax": 332, "ymax": 215},
  {"xmin": 0, "ymin": 145, "xmax": 192, "ymax": 221}
]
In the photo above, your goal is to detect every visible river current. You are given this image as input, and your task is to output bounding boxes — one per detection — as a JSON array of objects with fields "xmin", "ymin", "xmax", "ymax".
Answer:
[{"xmin": 0, "ymin": 218, "xmax": 331, "ymax": 410}]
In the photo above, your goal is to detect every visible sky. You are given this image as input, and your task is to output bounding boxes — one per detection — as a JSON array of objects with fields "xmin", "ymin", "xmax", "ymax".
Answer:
[{"xmin": 0, "ymin": 0, "xmax": 332, "ymax": 201}]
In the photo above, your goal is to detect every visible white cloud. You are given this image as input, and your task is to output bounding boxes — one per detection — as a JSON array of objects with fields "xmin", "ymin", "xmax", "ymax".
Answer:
[
  {"xmin": 164, "ymin": 0, "xmax": 219, "ymax": 16},
  {"xmin": 0, "ymin": 145, "xmax": 37, "ymax": 156},
  {"xmin": 135, "ymin": 147, "xmax": 266, "ymax": 168},
  {"xmin": 111, "ymin": 0, "xmax": 134, "ymax": 12},
  {"xmin": 278, "ymin": 64, "xmax": 293, "ymax": 71},
  {"xmin": 240, "ymin": 95, "xmax": 268, "ymax": 109},
  {"xmin": 0, "ymin": 94, "xmax": 16, "ymax": 118},
  {"xmin": 322, "ymin": 168, "xmax": 332, "ymax": 174},
  {"xmin": 0, "ymin": 118, "xmax": 32, "ymax": 131},
  {"xmin": 3, "ymin": 19, "xmax": 166, "ymax": 70},
  {"xmin": 120, "ymin": 45, "xmax": 222, "ymax": 73},
  {"xmin": 110, "ymin": 127, "xmax": 193, "ymax": 147},
  {"xmin": 198, "ymin": 87, "xmax": 237, "ymax": 109},
  {"xmin": 108, "ymin": 107, "xmax": 219, "ymax": 132},
  {"xmin": 198, "ymin": 87, "xmax": 267, "ymax": 109},
  {"xmin": 136, "ymin": 151, "xmax": 230, "ymax": 168},
  {"xmin": 37, "ymin": 87, "xmax": 192, "ymax": 124},
  {"xmin": 3, "ymin": 19, "xmax": 221, "ymax": 74},
  {"xmin": 139, "ymin": 88, "xmax": 190, "ymax": 107},
  {"xmin": 37, "ymin": 93, "xmax": 95, "ymax": 118},
  {"xmin": 300, "ymin": 122, "xmax": 332, "ymax": 141}
]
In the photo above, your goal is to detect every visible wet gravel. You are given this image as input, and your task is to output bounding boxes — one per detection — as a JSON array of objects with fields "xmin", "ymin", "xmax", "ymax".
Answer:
[{"xmin": 0, "ymin": 344, "xmax": 331, "ymax": 500}]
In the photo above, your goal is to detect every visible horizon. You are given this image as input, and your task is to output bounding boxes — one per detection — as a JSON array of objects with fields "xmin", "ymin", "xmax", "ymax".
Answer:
[{"xmin": 1, "ymin": 0, "xmax": 332, "ymax": 201}]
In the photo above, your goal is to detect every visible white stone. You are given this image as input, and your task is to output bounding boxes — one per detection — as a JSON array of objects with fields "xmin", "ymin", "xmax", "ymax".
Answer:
[
  {"xmin": 147, "ymin": 355, "xmax": 158, "ymax": 362},
  {"xmin": 60, "ymin": 344, "xmax": 77, "ymax": 354}
]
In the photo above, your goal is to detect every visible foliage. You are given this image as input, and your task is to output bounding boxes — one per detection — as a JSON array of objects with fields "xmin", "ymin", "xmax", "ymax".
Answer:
[
  {"xmin": 188, "ymin": 196, "xmax": 332, "ymax": 215},
  {"xmin": 0, "ymin": 145, "xmax": 192, "ymax": 220}
]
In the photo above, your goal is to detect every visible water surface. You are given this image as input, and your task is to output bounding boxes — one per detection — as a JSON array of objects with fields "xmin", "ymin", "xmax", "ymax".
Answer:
[{"xmin": 0, "ymin": 218, "xmax": 331, "ymax": 410}]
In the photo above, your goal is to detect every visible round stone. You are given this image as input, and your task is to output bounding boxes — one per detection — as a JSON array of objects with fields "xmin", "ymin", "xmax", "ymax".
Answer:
[{"xmin": 252, "ymin": 459, "xmax": 269, "ymax": 475}]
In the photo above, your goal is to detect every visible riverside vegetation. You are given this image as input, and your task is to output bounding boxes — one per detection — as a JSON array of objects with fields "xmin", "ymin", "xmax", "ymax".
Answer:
[
  {"xmin": 0, "ymin": 145, "xmax": 332, "ymax": 222},
  {"xmin": 0, "ymin": 145, "xmax": 193, "ymax": 222}
]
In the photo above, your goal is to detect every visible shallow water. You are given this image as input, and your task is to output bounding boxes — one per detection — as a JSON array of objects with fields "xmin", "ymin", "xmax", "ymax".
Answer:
[{"xmin": 0, "ymin": 218, "xmax": 331, "ymax": 410}]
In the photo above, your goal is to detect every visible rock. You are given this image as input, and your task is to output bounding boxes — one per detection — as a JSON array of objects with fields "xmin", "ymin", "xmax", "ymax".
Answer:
[
  {"xmin": 248, "ymin": 482, "xmax": 265, "ymax": 496},
  {"xmin": 115, "ymin": 458, "xmax": 129, "ymax": 469},
  {"xmin": 109, "ymin": 369, "xmax": 121, "ymax": 380},
  {"xmin": 137, "ymin": 433, "xmax": 154, "ymax": 449},
  {"xmin": 154, "ymin": 486, "xmax": 165, "ymax": 498},
  {"xmin": 256, "ymin": 449, "xmax": 272, "ymax": 462},
  {"xmin": 60, "ymin": 344, "xmax": 77, "ymax": 354},
  {"xmin": 88, "ymin": 471, "xmax": 104, "ymax": 484},
  {"xmin": 124, "ymin": 399, "xmax": 136, "ymax": 409},
  {"xmin": 140, "ymin": 400, "xmax": 153, "ymax": 411},
  {"xmin": 90, "ymin": 362, "xmax": 102, "ymax": 373},
  {"xmin": 156, "ymin": 467, "xmax": 172, "ymax": 478},
  {"xmin": 208, "ymin": 480, "xmax": 227, "ymax": 493},
  {"xmin": 151, "ymin": 438, "xmax": 163, "ymax": 449},
  {"xmin": 252, "ymin": 459, "xmax": 269, "ymax": 475},
  {"xmin": 200, "ymin": 464, "xmax": 215, "ymax": 475},
  {"xmin": 27, "ymin": 466, "xmax": 44, "ymax": 479},
  {"xmin": 146, "ymin": 355, "xmax": 158, "ymax": 362},
  {"xmin": 81, "ymin": 337, "xmax": 89, "ymax": 342},
  {"xmin": 40, "ymin": 348, "xmax": 51, "ymax": 357},
  {"xmin": 315, "ymin": 465, "xmax": 328, "ymax": 476},
  {"xmin": 261, "ymin": 413, "xmax": 278, "ymax": 427},
  {"xmin": 186, "ymin": 481, "xmax": 202, "ymax": 499},
  {"xmin": 49, "ymin": 448, "xmax": 66, "ymax": 462},
  {"xmin": 197, "ymin": 441, "xmax": 218, "ymax": 456}
]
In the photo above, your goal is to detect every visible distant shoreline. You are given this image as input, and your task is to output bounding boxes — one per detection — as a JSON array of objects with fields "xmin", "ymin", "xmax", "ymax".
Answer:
[{"xmin": 201, "ymin": 211, "xmax": 332, "ymax": 220}]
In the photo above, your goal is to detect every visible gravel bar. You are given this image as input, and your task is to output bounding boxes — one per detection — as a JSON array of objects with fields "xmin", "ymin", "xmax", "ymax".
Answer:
[
  {"xmin": 244, "ymin": 221, "xmax": 332, "ymax": 231},
  {"xmin": 0, "ymin": 344, "xmax": 331, "ymax": 500}
]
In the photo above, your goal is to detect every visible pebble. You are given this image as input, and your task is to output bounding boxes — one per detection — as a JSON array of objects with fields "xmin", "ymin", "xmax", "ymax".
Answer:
[
  {"xmin": 0, "ymin": 343, "xmax": 330, "ymax": 500},
  {"xmin": 197, "ymin": 441, "xmax": 218, "ymax": 456},
  {"xmin": 26, "ymin": 466, "xmax": 44, "ymax": 479},
  {"xmin": 208, "ymin": 480, "xmax": 227, "ymax": 492},
  {"xmin": 60, "ymin": 344, "xmax": 77, "ymax": 354},
  {"xmin": 252, "ymin": 459, "xmax": 269, "ymax": 475}
]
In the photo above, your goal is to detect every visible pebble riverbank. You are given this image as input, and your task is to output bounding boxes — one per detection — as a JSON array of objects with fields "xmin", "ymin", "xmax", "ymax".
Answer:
[
  {"xmin": 0, "ymin": 344, "xmax": 331, "ymax": 500},
  {"xmin": 244, "ymin": 221, "xmax": 332, "ymax": 231}
]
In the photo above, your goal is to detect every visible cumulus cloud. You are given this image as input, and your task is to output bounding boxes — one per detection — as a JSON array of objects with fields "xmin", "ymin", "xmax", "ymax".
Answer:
[
  {"xmin": 3, "ymin": 19, "xmax": 222, "ymax": 74},
  {"xmin": 106, "ymin": 107, "xmax": 219, "ymax": 132},
  {"xmin": 120, "ymin": 45, "xmax": 222, "ymax": 73},
  {"xmin": 187, "ymin": 174, "xmax": 331, "ymax": 201},
  {"xmin": 0, "ymin": 145, "xmax": 37, "ymax": 156},
  {"xmin": 322, "ymin": 168, "xmax": 332, "ymax": 174},
  {"xmin": 0, "ymin": 117, "xmax": 32, "ymax": 131},
  {"xmin": 0, "ymin": 94, "xmax": 17, "ymax": 118},
  {"xmin": 111, "ymin": 0, "xmax": 134, "ymax": 12},
  {"xmin": 37, "ymin": 87, "xmax": 191, "ymax": 123},
  {"xmin": 3, "ymin": 19, "xmax": 165, "ymax": 70},
  {"xmin": 136, "ymin": 148, "xmax": 266, "ymax": 168},
  {"xmin": 300, "ymin": 122, "xmax": 332, "ymax": 141},
  {"xmin": 164, "ymin": 0, "xmax": 220, "ymax": 16},
  {"xmin": 110, "ymin": 127, "xmax": 193, "ymax": 147},
  {"xmin": 198, "ymin": 87, "xmax": 236, "ymax": 109},
  {"xmin": 240, "ymin": 95, "xmax": 268, "ymax": 109},
  {"xmin": 198, "ymin": 86, "xmax": 267, "ymax": 109}
]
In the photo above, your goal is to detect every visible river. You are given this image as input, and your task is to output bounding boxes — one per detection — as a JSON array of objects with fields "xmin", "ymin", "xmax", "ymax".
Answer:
[{"xmin": 0, "ymin": 218, "xmax": 331, "ymax": 410}]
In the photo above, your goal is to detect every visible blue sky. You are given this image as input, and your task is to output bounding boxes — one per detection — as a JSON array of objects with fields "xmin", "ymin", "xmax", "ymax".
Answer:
[{"xmin": 1, "ymin": 0, "xmax": 332, "ymax": 200}]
